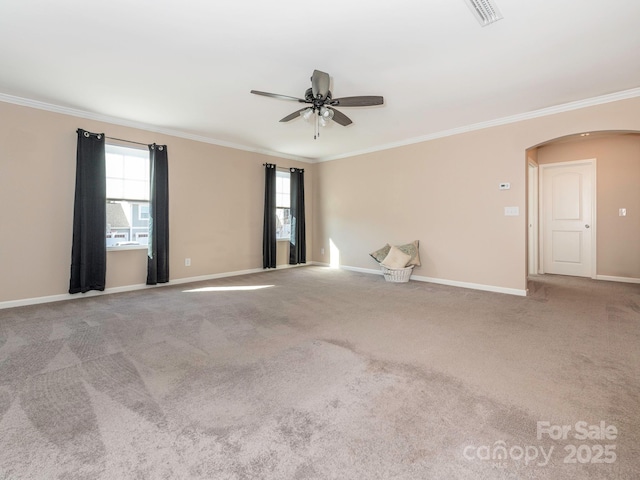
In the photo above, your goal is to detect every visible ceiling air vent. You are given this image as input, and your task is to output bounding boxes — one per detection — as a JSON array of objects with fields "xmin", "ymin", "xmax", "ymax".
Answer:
[{"xmin": 463, "ymin": 0, "xmax": 503, "ymax": 26}]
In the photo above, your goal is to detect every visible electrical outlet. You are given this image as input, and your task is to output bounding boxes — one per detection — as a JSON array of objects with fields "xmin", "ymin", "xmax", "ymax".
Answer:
[
  {"xmin": 185, "ymin": 258, "xmax": 191, "ymax": 266},
  {"xmin": 619, "ymin": 208, "xmax": 627, "ymax": 217},
  {"xmin": 321, "ymin": 248, "xmax": 325, "ymax": 255}
]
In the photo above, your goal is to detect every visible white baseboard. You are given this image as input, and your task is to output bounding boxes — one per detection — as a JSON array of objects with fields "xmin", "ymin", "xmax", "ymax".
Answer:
[
  {"xmin": 338, "ymin": 264, "xmax": 384, "ymax": 276},
  {"xmin": 410, "ymin": 274, "xmax": 527, "ymax": 296},
  {"xmin": 0, "ymin": 263, "xmax": 308, "ymax": 310},
  {"xmin": 0, "ymin": 284, "xmax": 154, "ymax": 310},
  {"xmin": 596, "ymin": 275, "xmax": 640, "ymax": 284},
  {"xmin": 313, "ymin": 262, "xmax": 527, "ymax": 296}
]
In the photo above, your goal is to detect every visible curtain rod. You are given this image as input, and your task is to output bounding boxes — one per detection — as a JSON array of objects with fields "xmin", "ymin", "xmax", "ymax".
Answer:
[
  {"xmin": 106, "ymin": 136, "xmax": 149, "ymax": 147},
  {"xmin": 262, "ymin": 163, "xmax": 304, "ymax": 172}
]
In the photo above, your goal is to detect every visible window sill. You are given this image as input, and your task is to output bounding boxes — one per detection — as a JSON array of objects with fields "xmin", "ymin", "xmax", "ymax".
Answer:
[
  {"xmin": 107, "ymin": 245, "xmax": 148, "ymax": 252},
  {"xmin": 276, "ymin": 238, "xmax": 290, "ymax": 242}
]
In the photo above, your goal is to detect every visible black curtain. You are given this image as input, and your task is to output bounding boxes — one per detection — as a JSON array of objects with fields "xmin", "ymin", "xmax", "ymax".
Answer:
[
  {"xmin": 69, "ymin": 129, "xmax": 107, "ymax": 294},
  {"xmin": 289, "ymin": 168, "xmax": 306, "ymax": 265},
  {"xmin": 146, "ymin": 144, "xmax": 170, "ymax": 285},
  {"xmin": 263, "ymin": 163, "xmax": 277, "ymax": 268}
]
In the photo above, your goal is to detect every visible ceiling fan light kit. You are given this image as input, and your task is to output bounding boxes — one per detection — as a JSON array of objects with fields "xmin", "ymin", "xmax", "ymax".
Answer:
[
  {"xmin": 463, "ymin": 0, "xmax": 503, "ymax": 26},
  {"xmin": 320, "ymin": 106, "xmax": 334, "ymax": 119},
  {"xmin": 300, "ymin": 108, "xmax": 314, "ymax": 121},
  {"xmin": 251, "ymin": 70, "xmax": 384, "ymax": 139}
]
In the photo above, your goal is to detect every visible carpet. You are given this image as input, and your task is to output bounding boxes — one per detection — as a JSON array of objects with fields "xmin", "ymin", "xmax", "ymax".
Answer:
[{"xmin": 0, "ymin": 267, "xmax": 638, "ymax": 479}]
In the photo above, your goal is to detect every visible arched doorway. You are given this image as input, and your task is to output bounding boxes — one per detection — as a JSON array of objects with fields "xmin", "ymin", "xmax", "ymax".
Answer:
[{"xmin": 526, "ymin": 130, "xmax": 640, "ymax": 284}]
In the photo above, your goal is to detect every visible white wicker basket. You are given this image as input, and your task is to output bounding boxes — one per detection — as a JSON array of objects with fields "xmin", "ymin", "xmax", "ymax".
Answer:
[{"xmin": 380, "ymin": 265, "xmax": 414, "ymax": 283}]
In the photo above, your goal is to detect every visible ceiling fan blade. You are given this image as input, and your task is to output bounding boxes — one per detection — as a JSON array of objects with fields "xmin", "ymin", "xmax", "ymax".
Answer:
[
  {"xmin": 329, "ymin": 107, "xmax": 352, "ymax": 126},
  {"xmin": 279, "ymin": 107, "xmax": 309, "ymax": 122},
  {"xmin": 250, "ymin": 90, "xmax": 306, "ymax": 102},
  {"xmin": 332, "ymin": 96, "xmax": 384, "ymax": 107},
  {"xmin": 311, "ymin": 70, "xmax": 330, "ymax": 100}
]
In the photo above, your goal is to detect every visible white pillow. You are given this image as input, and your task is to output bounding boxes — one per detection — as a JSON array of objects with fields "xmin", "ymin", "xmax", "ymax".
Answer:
[{"xmin": 381, "ymin": 245, "xmax": 411, "ymax": 269}]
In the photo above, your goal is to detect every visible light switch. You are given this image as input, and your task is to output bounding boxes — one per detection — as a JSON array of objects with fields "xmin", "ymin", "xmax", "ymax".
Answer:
[
  {"xmin": 619, "ymin": 208, "xmax": 627, "ymax": 217},
  {"xmin": 504, "ymin": 206, "xmax": 519, "ymax": 216},
  {"xmin": 499, "ymin": 183, "xmax": 511, "ymax": 190}
]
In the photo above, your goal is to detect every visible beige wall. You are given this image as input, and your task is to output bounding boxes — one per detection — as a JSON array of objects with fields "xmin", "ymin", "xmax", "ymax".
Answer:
[
  {"xmin": 536, "ymin": 134, "xmax": 640, "ymax": 278},
  {"xmin": 2, "ymin": 96, "xmax": 639, "ymax": 303},
  {"xmin": 313, "ymin": 97, "xmax": 640, "ymax": 291},
  {"xmin": 0, "ymin": 101, "xmax": 312, "ymax": 303}
]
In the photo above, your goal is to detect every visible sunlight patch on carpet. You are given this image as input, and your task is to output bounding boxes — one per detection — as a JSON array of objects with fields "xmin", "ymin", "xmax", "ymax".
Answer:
[{"xmin": 183, "ymin": 285, "xmax": 274, "ymax": 293}]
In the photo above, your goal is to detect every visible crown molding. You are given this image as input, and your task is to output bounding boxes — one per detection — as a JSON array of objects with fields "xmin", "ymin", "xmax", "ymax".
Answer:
[
  {"xmin": 2, "ymin": 86, "xmax": 639, "ymax": 164},
  {"xmin": 0, "ymin": 92, "xmax": 314, "ymax": 164},
  {"xmin": 317, "ymin": 86, "xmax": 640, "ymax": 162}
]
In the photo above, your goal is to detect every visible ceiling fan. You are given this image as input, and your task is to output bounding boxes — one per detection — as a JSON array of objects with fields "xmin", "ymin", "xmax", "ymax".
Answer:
[{"xmin": 250, "ymin": 70, "xmax": 384, "ymax": 139}]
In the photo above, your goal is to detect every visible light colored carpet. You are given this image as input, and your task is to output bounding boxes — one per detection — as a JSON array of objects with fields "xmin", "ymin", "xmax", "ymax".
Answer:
[{"xmin": 0, "ymin": 266, "xmax": 638, "ymax": 479}]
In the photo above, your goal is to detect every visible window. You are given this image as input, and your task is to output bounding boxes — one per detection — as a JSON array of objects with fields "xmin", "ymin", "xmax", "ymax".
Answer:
[
  {"xmin": 138, "ymin": 204, "xmax": 150, "ymax": 220},
  {"xmin": 275, "ymin": 170, "xmax": 290, "ymax": 240},
  {"xmin": 105, "ymin": 145, "xmax": 150, "ymax": 248}
]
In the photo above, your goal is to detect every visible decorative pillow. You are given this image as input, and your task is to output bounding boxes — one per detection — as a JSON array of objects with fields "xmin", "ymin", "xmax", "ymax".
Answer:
[
  {"xmin": 369, "ymin": 244, "xmax": 391, "ymax": 264},
  {"xmin": 396, "ymin": 240, "xmax": 421, "ymax": 266},
  {"xmin": 381, "ymin": 245, "xmax": 412, "ymax": 269}
]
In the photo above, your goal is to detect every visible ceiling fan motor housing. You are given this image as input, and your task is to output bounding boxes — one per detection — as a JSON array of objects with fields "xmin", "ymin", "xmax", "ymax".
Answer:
[{"xmin": 305, "ymin": 88, "xmax": 332, "ymax": 108}]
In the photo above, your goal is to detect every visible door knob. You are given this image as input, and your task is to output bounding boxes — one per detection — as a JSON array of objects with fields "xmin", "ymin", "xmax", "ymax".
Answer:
[{"xmin": 585, "ymin": 224, "xmax": 590, "ymax": 228}]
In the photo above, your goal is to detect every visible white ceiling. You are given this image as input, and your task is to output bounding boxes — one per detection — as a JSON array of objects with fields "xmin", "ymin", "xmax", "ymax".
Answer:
[{"xmin": 1, "ymin": 0, "xmax": 639, "ymax": 161}]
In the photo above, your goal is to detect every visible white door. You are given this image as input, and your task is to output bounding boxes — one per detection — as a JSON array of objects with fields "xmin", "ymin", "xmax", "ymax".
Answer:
[{"xmin": 541, "ymin": 160, "xmax": 595, "ymax": 277}]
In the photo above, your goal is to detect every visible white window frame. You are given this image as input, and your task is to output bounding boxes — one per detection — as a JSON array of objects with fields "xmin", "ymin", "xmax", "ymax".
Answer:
[
  {"xmin": 105, "ymin": 144, "xmax": 150, "ymax": 250},
  {"xmin": 275, "ymin": 170, "xmax": 291, "ymax": 241}
]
